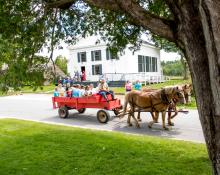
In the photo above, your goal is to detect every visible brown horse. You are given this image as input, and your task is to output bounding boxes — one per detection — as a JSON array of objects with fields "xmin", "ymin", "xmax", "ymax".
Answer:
[
  {"xmin": 122, "ymin": 86, "xmax": 185, "ymax": 130},
  {"xmin": 152, "ymin": 84, "xmax": 192, "ymax": 126},
  {"xmin": 182, "ymin": 84, "xmax": 192, "ymax": 103},
  {"xmin": 136, "ymin": 85, "xmax": 186, "ymax": 125}
]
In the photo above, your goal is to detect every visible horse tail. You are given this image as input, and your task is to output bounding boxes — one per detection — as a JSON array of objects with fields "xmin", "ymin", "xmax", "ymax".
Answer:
[{"xmin": 123, "ymin": 93, "xmax": 129, "ymax": 114}]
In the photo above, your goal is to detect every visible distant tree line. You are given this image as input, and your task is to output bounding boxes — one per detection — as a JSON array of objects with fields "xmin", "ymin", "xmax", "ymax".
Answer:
[{"xmin": 161, "ymin": 60, "xmax": 185, "ymax": 77}]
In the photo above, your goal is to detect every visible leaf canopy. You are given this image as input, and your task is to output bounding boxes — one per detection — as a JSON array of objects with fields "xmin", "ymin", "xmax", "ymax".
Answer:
[{"xmin": 0, "ymin": 0, "xmax": 177, "ymax": 91}]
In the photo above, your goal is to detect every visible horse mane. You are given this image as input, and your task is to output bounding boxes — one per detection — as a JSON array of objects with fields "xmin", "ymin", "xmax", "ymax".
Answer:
[
  {"xmin": 160, "ymin": 88, "xmax": 170, "ymax": 104},
  {"xmin": 160, "ymin": 86, "xmax": 178, "ymax": 104}
]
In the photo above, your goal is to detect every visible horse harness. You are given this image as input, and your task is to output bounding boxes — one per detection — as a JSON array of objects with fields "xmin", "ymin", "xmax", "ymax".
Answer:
[{"xmin": 130, "ymin": 89, "xmax": 172, "ymax": 113}]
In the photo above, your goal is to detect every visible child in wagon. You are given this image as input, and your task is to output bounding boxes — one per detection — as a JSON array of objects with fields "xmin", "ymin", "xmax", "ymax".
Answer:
[
  {"xmin": 57, "ymin": 83, "xmax": 66, "ymax": 97},
  {"xmin": 83, "ymin": 85, "xmax": 92, "ymax": 96},
  {"xmin": 72, "ymin": 84, "xmax": 81, "ymax": 97},
  {"xmin": 89, "ymin": 84, "xmax": 98, "ymax": 95},
  {"xmin": 54, "ymin": 87, "xmax": 59, "ymax": 97}
]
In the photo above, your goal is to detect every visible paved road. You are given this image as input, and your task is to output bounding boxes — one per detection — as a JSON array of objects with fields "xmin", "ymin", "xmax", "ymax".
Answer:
[{"xmin": 0, "ymin": 94, "xmax": 205, "ymax": 143}]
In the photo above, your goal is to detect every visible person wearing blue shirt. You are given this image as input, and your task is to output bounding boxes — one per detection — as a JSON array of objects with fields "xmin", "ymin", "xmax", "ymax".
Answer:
[
  {"xmin": 134, "ymin": 80, "xmax": 142, "ymax": 91},
  {"xmin": 54, "ymin": 87, "xmax": 59, "ymax": 97},
  {"xmin": 72, "ymin": 84, "xmax": 82, "ymax": 97}
]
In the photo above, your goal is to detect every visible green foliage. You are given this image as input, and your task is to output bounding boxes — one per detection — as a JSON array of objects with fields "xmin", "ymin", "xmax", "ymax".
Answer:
[
  {"xmin": 0, "ymin": 119, "xmax": 211, "ymax": 175},
  {"xmin": 161, "ymin": 60, "xmax": 184, "ymax": 76},
  {"xmin": 0, "ymin": 0, "xmax": 180, "ymax": 90},
  {"xmin": 55, "ymin": 55, "xmax": 68, "ymax": 74},
  {"xmin": 0, "ymin": 1, "xmax": 51, "ymax": 90}
]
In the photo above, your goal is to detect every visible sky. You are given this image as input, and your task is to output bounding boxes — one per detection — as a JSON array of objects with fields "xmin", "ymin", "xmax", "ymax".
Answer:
[
  {"xmin": 160, "ymin": 50, "xmax": 180, "ymax": 61},
  {"xmin": 38, "ymin": 42, "xmax": 69, "ymax": 60}
]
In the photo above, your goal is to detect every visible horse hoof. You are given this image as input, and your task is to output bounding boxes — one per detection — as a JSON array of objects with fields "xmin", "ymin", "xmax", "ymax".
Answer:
[
  {"xmin": 168, "ymin": 122, "xmax": 174, "ymax": 126},
  {"xmin": 148, "ymin": 124, "xmax": 152, "ymax": 128},
  {"xmin": 164, "ymin": 127, "xmax": 169, "ymax": 130},
  {"xmin": 136, "ymin": 125, "xmax": 141, "ymax": 128},
  {"xmin": 138, "ymin": 119, "xmax": 142, "ymax": 122},
  {"xmin": 128, "ymin": 123, "xmax": 133, "ymax": 127}
]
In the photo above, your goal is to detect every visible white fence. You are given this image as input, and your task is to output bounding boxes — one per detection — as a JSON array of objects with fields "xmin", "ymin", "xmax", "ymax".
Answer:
[{"xmin": 103, "ymin": 73, "xmax": 170, "ymax": 84}]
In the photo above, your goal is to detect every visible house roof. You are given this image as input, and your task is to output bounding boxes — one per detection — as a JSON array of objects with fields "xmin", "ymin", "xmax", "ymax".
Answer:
[{"xmin": 68, "ymin": 35, "xmax": 159, "ymax": 50}]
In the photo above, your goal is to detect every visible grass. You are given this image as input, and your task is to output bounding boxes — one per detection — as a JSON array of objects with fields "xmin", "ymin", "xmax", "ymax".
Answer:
[
  {"xmin": 0, "ymin": 119, "xmax": 211, "ymax": 175},
  {"xmin": 21, "ymin": 85, "xmax": 55, "ymax": 93},
  {"xmin": 177, "ymin": 97, "xmax": 197, "ymax": 109},
  {"xmin": 111, "ymin": 79, "xmax": 192, "ymax": 94},
  {"xmin": 144, "ymin": 79, "xmax": 192, "ymax": 90},
  {"xmin": 0, "ymin": 85, "xmax": 55, "ymax": 96}
]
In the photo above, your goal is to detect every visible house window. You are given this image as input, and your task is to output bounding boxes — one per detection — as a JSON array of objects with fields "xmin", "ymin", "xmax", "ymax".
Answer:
[
  {"xmin": 77, "ymin": 52, "xmax": 87, "ymax": 62},
  {"xmin": 106, "ymin": 49, "xmax": 119, "ymax": 60},
  {"xmin": 138, "ymin": 55, "xmax": 157, "ymax": 72},
  {"xmin": 91, "ymin": 50, "xmax": 102, "ymax": 61},
  {"xmin": 92, "ymin": 64, "xmax": 102, "ymax": 75}
]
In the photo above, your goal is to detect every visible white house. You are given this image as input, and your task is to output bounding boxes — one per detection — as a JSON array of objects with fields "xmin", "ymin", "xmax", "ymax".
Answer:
[{"xmin": 67, "ymin": 36, "xmax": 163, "ymax": 82}]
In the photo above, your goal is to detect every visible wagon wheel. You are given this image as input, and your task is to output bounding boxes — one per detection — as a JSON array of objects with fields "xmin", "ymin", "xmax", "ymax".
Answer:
[
  {"xmin": 97, "ymin": 110, "xmax": 110, "ymax": 123},
  {"xmin": 58, "ymin": 106, "xmax": 69, "ymax": 118},
  {"xmin": 78, "ymin": 108, "xmax": 86, "ymax": 114}
]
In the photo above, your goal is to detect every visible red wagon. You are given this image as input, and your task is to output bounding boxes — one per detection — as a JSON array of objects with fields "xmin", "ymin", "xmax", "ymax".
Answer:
[{"xmin": 52, "ymin": 94, "xmax": 122, "ymax": 123}]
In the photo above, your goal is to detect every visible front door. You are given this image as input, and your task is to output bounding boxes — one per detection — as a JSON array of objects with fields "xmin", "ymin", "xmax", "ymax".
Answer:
[
  {"xmin": 81, "ymin": 66, "xmax": 85, "ymax": 73},
  {"xmin": 81, "ymin": 66, "xmax": 86, "ymax": 81}
]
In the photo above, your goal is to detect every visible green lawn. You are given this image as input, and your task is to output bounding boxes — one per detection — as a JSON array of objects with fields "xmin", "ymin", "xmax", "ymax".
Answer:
[
  {"xmin": 144, "ymin": 79, "xmax": 192, "ymax": 89},
  {"xmin": 111, "ymin": 79, "xmax": 192, "ymax": 94},
  {"xmin": 21, "ymin": 85, "xmax": 55, "ymax": 93},
  {"xmin": 0, "ymin": 119, "xmax": 211, "ymax": 175},
  {"xmin": 0, "ymin": 85, "xmax": 55, "ymax": 96}
]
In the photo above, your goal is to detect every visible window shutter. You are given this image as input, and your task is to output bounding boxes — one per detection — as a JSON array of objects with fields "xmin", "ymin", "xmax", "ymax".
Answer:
[
  {"xmin": 91, "ymin": 51, "xmax": 94, "ymax": 61},
  {"xmin": 77, "ymin": 53, "xmax": 80, "ymax": 63},
  {"xmin": 149, "ymin": 57, "xmax": 152, "ymax": 72},
  {"xmin": 152, "ymin": 57, "xmax": 157, "ymax": 72},
  {"xmin": 92, "ymin": 65, "xmax": 95, "ymax": 75},
  {"xmin": 99, "ymin": 64, "xmax": 102, "ymax": 75},
  {"xmin": 99, "ymin": 50, "xmax": 102, "ymax": 61},
  {"xmin": 84, "ymin": 52, "xmax": 87, "ymax": 62},
  {"xmin": 106, "ymin": 49, "xmax": 109, "ymax": 60}
]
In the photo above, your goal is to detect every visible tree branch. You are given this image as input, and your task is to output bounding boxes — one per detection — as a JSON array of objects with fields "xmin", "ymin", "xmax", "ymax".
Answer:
[
  {"xmin": 45, "ymin": 0, "xmax": 75, "ymax": 9},
  {"xmin": 46, "ymin": 0, "xmax": 176, "ymax": 42},
  {"xmin": 86, "ymin": 0, "xmax": 176, "ymax": 41}
]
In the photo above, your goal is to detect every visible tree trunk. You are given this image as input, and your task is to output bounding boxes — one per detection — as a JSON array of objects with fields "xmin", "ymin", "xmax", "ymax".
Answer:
[
  {"xmin": 180, "ymin": 54, "xmax": 189, "ymax": 80},
  {"xmin": 177, "ymin": 1, "xmax": 220, "ymax": 174}
]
